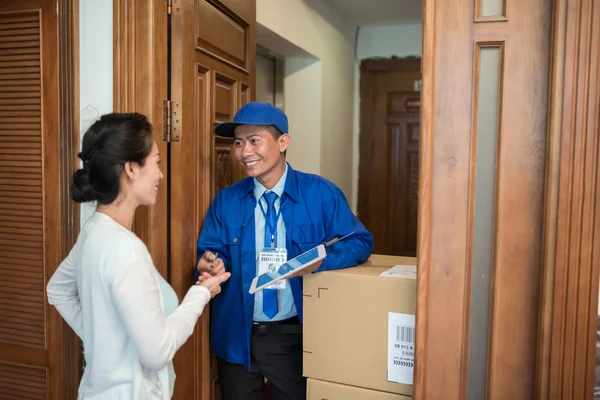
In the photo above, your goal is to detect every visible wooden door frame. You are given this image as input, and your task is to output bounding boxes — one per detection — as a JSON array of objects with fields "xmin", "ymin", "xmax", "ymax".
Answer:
[
  {"xmin": 58, "ymin": 0, "xmax": 82, "ymax": 397},
  {"xmin": 536, "ymin": 0, "xmax": 600, "ymax": 398},
  {"xmin": 5, "ymin": 0, "xmax": 83, "ymax": 397},
  {"xmin": 416, "ymin": 0, "xmax": 600, "ymax": 399}
]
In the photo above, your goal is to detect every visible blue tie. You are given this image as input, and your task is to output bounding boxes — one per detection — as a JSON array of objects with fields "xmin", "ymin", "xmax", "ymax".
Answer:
[{"xmin": 262, "ymin": 192, "xmax": 279, "ymax": 319}]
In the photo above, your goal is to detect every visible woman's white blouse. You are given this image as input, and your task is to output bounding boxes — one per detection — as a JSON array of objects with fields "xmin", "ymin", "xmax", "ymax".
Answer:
[{"xmin": 47, "ymin": 212, "xmax": 210, "ymax": 399}]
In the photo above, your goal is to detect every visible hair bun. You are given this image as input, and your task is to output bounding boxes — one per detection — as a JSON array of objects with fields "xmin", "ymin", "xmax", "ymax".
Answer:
[{"xmin": 71, "ymin": 168, "xmax": 97, "ymax": 203}]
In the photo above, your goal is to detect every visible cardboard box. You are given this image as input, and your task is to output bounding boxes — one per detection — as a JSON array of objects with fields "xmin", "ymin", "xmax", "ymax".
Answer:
[
  {"xmin": 360, "ymin": 254, "xmax": 413, "ymax": 268},
  {"xmin": 303, "ymin": 255, "xmax": 417, "ymax": 396},
  {"xmin": 307, "ymin": 378, "xmax": 411, "ymax": 400}
]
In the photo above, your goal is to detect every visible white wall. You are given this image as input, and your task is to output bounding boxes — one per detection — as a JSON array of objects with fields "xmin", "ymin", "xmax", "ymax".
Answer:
[
  {"xmin": 256, "ymin": 53, "xmax": 276, "ymax": 104},
  {"xmin": 257, "ymin": 0, "xmax": 357, "ymax": 200},
  {"xmin": 356, "ymin": 24, "xmax": 422, "ymax": 60},
  {"xmin": 284, "ymin": 58, "xmax": 323, "ymax": 175},
  {"xmin": 351, "ymin": 24, "xmax": 422, "ymax": 212},
  {"xmin": 79, "ymin": 0, "xmax": 113, "ymax": 227}
]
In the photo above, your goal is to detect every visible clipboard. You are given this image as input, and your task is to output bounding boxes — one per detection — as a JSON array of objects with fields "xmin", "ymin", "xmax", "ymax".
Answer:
[{"xmin": 248, "ymin": 231, "xmax": 355, "ymax": 294}]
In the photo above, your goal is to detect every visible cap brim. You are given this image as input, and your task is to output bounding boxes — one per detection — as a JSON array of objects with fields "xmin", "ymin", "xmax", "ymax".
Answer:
[
  {"xmin": 214, "ymin": 121, "xmax": 284, "ymax": 138},
  {"xmin": 214, "ymin": 122, "xmax": 241, "ymax": 138}
]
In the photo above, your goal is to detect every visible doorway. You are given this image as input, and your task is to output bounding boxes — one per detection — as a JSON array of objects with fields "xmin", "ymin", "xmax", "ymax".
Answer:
[
  {"xmin": 255, "ymin": 45, "xmax": 284, "ymax": 108},
  {"xmin": 358, "ymin": 57, "xmax": 421, "ymax": 257}
]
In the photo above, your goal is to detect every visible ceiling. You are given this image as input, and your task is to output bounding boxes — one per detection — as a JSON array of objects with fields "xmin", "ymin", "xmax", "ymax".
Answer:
[{"xmin": 327, "ymin": 0, "xmax": 422, "ymax": 26}]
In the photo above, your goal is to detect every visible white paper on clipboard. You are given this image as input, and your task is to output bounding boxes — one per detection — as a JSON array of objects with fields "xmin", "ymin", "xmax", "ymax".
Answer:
[{"xmin": 249, "ymin": 244, "xmax": 326, "ymax": 294}]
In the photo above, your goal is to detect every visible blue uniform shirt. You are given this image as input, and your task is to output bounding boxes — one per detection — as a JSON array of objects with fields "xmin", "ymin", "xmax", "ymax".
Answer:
[{"xmin": 195, "ymin": 164, "xmax": 374, "ymax": 366}]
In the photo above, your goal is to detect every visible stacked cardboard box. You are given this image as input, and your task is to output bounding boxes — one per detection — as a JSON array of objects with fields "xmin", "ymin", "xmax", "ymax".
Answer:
[{"xmin": 303, "ymin": 255, "xmax": 417, "ymax": 399}]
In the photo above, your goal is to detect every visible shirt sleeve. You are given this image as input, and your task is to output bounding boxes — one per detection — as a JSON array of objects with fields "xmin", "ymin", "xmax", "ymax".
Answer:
[
  {"xmin": 47, "ymin": 245, "xmax": 84, "ymax": 338},
  {"xmin": 111, "ymin": 257, "xmax": 211, "ymax": 371},
  {"xmin": 195, "ymin": 192, "xmax": 228, "ymax": 282}
]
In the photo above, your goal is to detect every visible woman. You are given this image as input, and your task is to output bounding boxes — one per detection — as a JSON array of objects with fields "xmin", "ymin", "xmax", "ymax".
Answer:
[{"xmin": 47, "ymin": 113, "xmax": 230, "ymax": 399}]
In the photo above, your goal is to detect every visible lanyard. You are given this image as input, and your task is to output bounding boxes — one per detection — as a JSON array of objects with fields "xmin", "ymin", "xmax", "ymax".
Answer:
[{"xmin": 258, "ymin": 197, "xmax": 282, "ymax": 248}]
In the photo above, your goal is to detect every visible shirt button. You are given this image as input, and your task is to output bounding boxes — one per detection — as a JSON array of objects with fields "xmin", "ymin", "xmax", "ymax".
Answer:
[{"xmin": 233, "ymin": 238, "xmax": 238, "ymax": 243}]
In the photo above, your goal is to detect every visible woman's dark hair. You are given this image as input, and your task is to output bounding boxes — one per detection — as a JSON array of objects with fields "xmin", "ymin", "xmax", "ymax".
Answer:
[{"xmin": 71, "ymin": 112, "xmax": 154, "ymax": 205}]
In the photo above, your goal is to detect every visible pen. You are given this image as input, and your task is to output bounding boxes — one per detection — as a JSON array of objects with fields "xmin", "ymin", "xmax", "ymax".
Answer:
[
  {"xmin": 324, "ymin": 231, "xmax": 355, "ymax": 247},
  {"xmin": 210, "ymin": 252, "xmax": 219, "ymax": 269}
]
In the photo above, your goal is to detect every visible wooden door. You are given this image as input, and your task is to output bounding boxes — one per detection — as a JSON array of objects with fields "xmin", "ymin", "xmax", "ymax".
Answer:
[
  {"xmin": 169, "ymin": 1, "xmax": 255, "ymax": 398},
  {"xmin": 113, "ymin": 0, "xmax": 169, "ymax": 277},
  {"xmin": 0, "ymin": 0, "xmax": 79, "ymax": 398},
  {"xmin": 358, "ymin": 58, "xmax": 421, "ymax": 257},
  {"xmin": 415, "ymin": 0, "xmax": 552, "ymax": 398},
  {"xmin": 538, "ymin": 0, "xmax": 600, "ymax": 398}
]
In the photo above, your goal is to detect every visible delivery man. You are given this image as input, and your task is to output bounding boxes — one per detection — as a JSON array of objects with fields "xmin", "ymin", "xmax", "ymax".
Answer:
[{"xmin": 195, "ymin": 102, "xmax": 373, "ymax": 400}]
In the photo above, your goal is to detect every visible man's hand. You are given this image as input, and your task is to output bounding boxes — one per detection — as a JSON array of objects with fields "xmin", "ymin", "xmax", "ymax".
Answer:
[
  {"xmin": 196, "ymin": 272, "xmax": 231, "ymax": 298},
  {"xmin": 289, "ymin": 260, "xmax": 322, "ymax": 278},
  {"xmin": 196, "ymin": 251, "xmax": 225, "ymax": 283}
]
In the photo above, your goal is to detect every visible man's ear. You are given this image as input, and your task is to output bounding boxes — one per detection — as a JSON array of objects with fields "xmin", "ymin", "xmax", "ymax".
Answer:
[{"xmin": 279, "ymin": 134, "xmax": 290, "ymax": 153}]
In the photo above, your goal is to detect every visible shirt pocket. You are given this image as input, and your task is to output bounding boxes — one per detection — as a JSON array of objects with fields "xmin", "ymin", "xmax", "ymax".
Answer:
[
  {"xmin": 221, "ymin": 225, "xmax": 242, "ymax": 246},
  {"xmin": 221, "ymin": 226, "xmax": 242, "ymax": 271},
  {"xmin": 290, "ymin": 224, "xmax": 323, "ymax": 253}
]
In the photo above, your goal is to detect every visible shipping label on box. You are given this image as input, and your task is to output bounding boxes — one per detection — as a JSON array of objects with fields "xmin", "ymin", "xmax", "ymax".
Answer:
[{"xmin": 388, "ymin": 313, "xmax": 415, "ymax": 385}]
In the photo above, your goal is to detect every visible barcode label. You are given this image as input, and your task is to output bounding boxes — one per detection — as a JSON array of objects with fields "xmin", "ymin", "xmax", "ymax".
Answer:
[
  {"xmin": 388, "ymin": 312, "xmax": 415, "ymax": 385},
  {"xmin": 396, "ymin": 326, "xmax": 415, "ymax": 343}
]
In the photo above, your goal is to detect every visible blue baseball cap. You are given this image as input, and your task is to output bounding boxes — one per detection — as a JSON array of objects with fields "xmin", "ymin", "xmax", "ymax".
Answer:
[{"xmin": 214, "ymin": 102, "xmax": 289, "ymax": 138}]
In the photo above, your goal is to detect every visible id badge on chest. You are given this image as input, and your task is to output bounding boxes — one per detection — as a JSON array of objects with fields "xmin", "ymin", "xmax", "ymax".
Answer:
[{"xmin": 258, "ymin": 248, "xmax": 288, "ymax": 290}]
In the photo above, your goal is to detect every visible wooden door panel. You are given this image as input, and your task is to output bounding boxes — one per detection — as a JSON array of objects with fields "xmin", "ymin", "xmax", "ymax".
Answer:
[
  {"xmin": 389, "ymin": 116, "xmax": 419, "ymax": 256},
  {"xmin": 170, "ymin": 1, "xmax": 255, "ymax": 399},
  {"xmin": 196, "ymin": 1, "xmax": 250, "ymax": 72},
  {"xmin": 0, "ymin": 1, "xmax": 77, "ymax": 398},
  {"xmin": 0, "ymin": 0, "xmax": 48, "ymax": 376},
  {"xmin": 214, "ymin": 72, "xmax": 237, "ymax": 122},
  {"xmin": 215, "ymin": 140, "xmax": 234, "ymax": 194},
  {"xmin": 113, "ymin": 0, "xmax": 169, "ymax": 278},
  {"xmin": 0, "ymin": 362, "xmax": 46, "ymax": 398}
]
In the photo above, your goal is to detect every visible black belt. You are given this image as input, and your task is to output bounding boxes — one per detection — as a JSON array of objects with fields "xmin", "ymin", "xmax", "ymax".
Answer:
[{"xmin": 252, "ymin": 316, "xmax": 302, "ymax": 334}]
